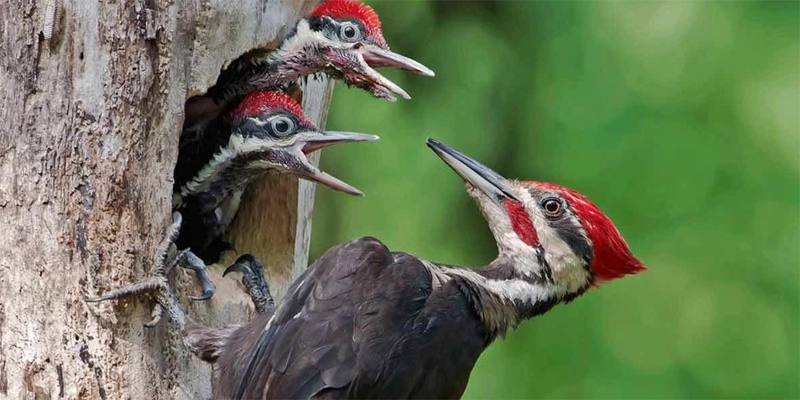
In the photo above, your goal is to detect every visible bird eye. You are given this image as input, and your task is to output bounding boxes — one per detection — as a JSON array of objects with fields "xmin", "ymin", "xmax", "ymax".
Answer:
[
  {"xmin": 541, "ymin": 198, "xmax": 564, "ymax": 218},
  {"xmin": 339, "ymin": 22, "xmax": 361, "ymax": 42},
  {"xmin": 269, "ymin": 116, "xmax": 295, "ymax": 137}
]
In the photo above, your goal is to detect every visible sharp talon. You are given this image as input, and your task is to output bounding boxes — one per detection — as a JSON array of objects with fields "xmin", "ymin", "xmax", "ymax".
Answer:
[
  {"xmin": 223, "ymin": 262, "xmax": 251, "ymax": 277},
  {"xmin": 87, "ymin": 213, "xmax": 189, "ymax": 328},
  {"xmin": 223, "ymin": 254, "xmax": 258, "ymax": 277},
  {"xmin": 189, "ymin": 268, "xmax": 216, "ymax": 301},
  {"xmin": 222, "ymin": 254, "xmax": 274, "ymax": 314}
]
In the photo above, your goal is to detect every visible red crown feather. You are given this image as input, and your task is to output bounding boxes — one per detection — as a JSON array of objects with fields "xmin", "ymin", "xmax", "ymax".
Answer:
[
  {"xmin": 537, "ymin": 182, "xmax": 646, "ymax": 282},
  {"xmin": 227, "ymin": 91, "xmax": 309, "ymax": 124},
  {"xmin": 311, "ymin": 0, "xmax": 386, "ymax": 45}
]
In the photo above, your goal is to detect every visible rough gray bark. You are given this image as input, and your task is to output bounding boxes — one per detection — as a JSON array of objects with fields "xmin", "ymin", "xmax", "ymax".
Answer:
[{"xmin": 0, "ymin": 0, "xmax": 329, "ymax": 398}]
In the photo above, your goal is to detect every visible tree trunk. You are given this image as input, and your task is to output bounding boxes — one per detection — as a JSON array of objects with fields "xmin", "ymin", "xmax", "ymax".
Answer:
[{"xmin": 0, "ymin": 0, "xmax": 329, "ymax": 398}]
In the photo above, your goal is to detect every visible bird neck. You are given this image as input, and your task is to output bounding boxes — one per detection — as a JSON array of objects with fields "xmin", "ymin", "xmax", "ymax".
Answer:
[
  {"xmin": 435, "ymin": 253, "xmax": 589, "ymax": 340},
  {"xmin": 249, "ymin": 19, "xmax": 331, "ymax": 92},
  {"xmin": 175, "ymin": 145, "xmax": 273, "ymax": 212}
]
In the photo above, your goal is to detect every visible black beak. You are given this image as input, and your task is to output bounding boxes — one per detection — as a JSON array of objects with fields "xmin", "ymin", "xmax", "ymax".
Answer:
[{"xmin": 426, "ymin": 138, "xmax": 520, "ymax": 203}]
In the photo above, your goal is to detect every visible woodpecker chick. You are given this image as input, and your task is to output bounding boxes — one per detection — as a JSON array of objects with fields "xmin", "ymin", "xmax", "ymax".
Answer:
[
  {"xmin": 175, "ymin": 90, "xmax": 377, "ymax": 270},
  {"xmin": 211, "ymin": 140, "xmax": 645, "ymax": 399},
  {"xmin": 185, "ymin": 0, "xmax": 434, "ymax": 131},
  {"xmin": 89, "ymin": 91, "xmax": 375, "ymax": 308}
]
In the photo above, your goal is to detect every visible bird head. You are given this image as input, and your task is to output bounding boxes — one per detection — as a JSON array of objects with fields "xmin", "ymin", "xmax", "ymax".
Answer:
[
  {"xmin": 278, "ymin": 0, "xmax": 434, "ymax": 101},
  {"xmin": 428, "ymin": 139, "xmax": 645, "ymax": 294},
  {"xmin": 225, "ymin": 91, "xmax": 378, "ymax": 195}
]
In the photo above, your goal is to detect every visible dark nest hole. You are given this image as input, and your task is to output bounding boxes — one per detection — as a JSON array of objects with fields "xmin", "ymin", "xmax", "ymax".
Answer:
[{"xmin": 172, "ymin": 46, "xmax": 317, "ymax": 294}]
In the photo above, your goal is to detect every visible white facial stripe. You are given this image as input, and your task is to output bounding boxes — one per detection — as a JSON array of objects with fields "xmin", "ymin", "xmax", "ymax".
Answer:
[
  {"xmin": 279, "ymin": 19, "xmax": 344, "ymax": 59},
  {"xmin": 519, "ymin": 188, "xmax": 591, "ymax": 292},
  {"xmin": 469, "ymin": 185, "xmax": 592, "ymax": 292},
  {"xmin": 179, "ymin": 135, "xmax": 297, "ymax": 198},
  {"xmin": 248, "ymin": 117, "xmax": 268, "ymax": 127}
]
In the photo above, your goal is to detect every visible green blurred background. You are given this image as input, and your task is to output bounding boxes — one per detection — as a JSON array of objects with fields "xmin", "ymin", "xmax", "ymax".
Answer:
[{"xmin": 311, "ymin": 1, "xmax": 799, "ymax": 398}]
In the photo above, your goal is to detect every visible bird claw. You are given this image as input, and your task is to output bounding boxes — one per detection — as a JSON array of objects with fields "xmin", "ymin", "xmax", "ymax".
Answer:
[
  {"xmin": 223, "ymin": 254, "xmax": 275, "ymax": 314},
  {"xmin": 182, "ymin": 251, "xmax": 216, "ymax": 301},
  {"xmin": 86, "ymin": 212, "xmax": 191, "ymax": 327}
]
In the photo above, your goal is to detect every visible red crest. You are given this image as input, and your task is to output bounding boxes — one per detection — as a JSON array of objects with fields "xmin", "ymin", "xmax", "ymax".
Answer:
[
  {"xmin": 537, "ymin": 182, "xmax": 646, "ymax": 282},
  {"xmin": 227, "ymin": 91, "xmax": 310, "ymax": 125},
  {"xmin": 311, "ymin": 0, "xmax": 387, "ymax": 46}
]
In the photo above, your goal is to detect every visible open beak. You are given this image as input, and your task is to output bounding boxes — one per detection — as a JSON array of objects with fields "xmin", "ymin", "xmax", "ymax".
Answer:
[
  {"xmin": 341, "ymin": 44, "xmax": 434, "ymax": 102},
  {"xmin": 426, "ymin": 138, "xmax": 520, "ymax": 203},
  {"xmin": 289, "ymin": 131, "xmax": 379, "ymax": 196}
]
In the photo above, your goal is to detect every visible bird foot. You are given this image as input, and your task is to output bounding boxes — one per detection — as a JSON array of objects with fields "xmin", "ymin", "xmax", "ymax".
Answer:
[
  {"xmin": 86, "ymin": 212, "xmax": 212, "ymax": 327},
  {"xmin": 185, "ymin": 250, "xmax": 216, "ymax": 301},
  {"xmin": 223, "ymin": 254, "xmax": 275, "ymax": 315}
]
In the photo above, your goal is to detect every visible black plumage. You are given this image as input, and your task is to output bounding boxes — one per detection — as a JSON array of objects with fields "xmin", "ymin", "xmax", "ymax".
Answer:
[
  {"xmin": 214, "ymin": 237, "xmax": 496, "ymax": 399},
  {"xmin": 171, "ymin": 106, "xmax": 232, "ymax": 263}
]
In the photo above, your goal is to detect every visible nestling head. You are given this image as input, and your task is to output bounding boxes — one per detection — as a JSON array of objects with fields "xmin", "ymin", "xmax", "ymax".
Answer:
[
  {"xmin": 225, "ymin": 91, "xmax": 378, "ymax": 195},
  {"xmin": 427, "ymin": 139, "xmax": 645, "ymax": 294},
  {"xmin": 282, "ymin": 0, "xmax": 434, "ymax": 101}
]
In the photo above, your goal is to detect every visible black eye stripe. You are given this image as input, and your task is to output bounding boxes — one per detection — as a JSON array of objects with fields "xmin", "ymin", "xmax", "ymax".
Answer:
[
  {"xmin": 309, "ymin": 16, "xmax": 367, "ymax": 43},
  {"xmin": 529, "ymin": 189, "xmax": 592, "ymax": 265}
]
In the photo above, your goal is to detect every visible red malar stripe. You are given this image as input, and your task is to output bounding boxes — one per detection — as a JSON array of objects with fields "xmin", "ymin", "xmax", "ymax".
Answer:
[{"xmin": 502, "ymin": 199, "xmax": 538, "ymax": 246}]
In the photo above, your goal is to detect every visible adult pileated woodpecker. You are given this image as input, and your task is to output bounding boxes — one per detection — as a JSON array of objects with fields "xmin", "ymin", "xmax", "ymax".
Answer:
[
  {"xmin": 89, "ymin": 140, "xmax": 645, "ymax": 398},
  {"xmin": 94, "ymin": 91, "xmax": 376, "ymax": 304},
  {"xmin": 184, "ymin": 0, "xmax": 434, "ymax": 141}
]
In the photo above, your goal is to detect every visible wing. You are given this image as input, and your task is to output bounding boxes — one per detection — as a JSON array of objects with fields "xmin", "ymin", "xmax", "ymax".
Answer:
[{"xmin": 213, "ymin": 237, "xmax": 437, "ymax": 399}]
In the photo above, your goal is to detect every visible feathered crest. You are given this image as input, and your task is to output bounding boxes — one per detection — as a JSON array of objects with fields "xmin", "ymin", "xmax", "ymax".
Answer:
[
  {"xmin": 311, "ymin": 0, "xmax": 386, "ymax": 45},
  {"xmin": 537, "ymin": 182, "xmax": 646, "ymax": 282},
  {"xmin": 228, "ymin": 91, "xmax": 307, "ymax": 123}
]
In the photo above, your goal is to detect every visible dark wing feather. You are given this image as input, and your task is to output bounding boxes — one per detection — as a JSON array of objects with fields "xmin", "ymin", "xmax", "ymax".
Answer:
[
  {"xmin": 214, "ymin": 237, "xmax": 490, "ymax": 400},
  {"xmin": 173, "ymin": 197, "xmax": 229, "ymax": 264},
  {"xmin": 173, "ymin": 102, "xmax": 234, "ymax": 264}
]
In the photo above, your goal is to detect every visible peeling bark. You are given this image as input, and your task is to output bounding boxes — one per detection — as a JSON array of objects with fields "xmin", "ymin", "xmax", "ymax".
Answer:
[{"xmin": 0, "ymin": 0, "xmax": 328, "ymax": 398}]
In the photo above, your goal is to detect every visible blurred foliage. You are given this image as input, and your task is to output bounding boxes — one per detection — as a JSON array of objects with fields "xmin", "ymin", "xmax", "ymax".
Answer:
[{"xmin": 311, "ymin": 1, "xmax": 799, "ymax": 398}]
